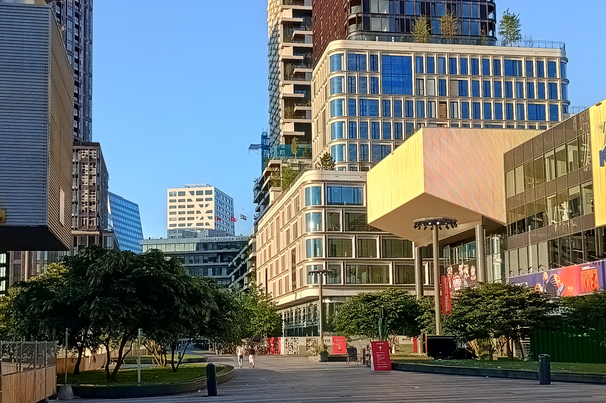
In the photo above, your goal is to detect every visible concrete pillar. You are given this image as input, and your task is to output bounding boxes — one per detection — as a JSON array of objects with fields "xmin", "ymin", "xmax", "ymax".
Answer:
[
  {"xmin": 433, "ymin": 227, "xmax": 441, "ymax": 336},
  {"xmin": 414, "ymin": 245, "xmax": 424, "ymax": 298},
  {"xmin": 476, "ymin": 224, "xmax": 486, "ymax": 283}
]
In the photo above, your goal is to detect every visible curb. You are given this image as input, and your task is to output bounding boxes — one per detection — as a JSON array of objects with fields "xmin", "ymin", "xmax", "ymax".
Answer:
[
  {"xmin": 65, "ymin": 365, "xmax": 235, "ymax": 399},
  {"xmin": 391, "ymin": 362, "xmax": 606, "ymax": 385}
]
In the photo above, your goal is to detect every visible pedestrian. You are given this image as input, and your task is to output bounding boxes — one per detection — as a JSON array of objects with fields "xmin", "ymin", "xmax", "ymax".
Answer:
[
  {"xmin": 249, "ymin": 346, "xmax": 256, "ymax": 368},
  {"xmin": 236, "ymin": 345, "xmax": 244, "ymax": 368}
]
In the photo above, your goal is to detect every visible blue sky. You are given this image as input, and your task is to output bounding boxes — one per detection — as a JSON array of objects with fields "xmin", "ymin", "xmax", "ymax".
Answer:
[{"xmin": 93, "ymin": 0, "xmax": 606, "ymax": 239}]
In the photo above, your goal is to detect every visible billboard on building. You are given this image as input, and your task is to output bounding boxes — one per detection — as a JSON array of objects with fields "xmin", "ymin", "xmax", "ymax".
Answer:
[
  {"xmin": 509, "ymin": 260, "xmax": 606, "ymax": 297},
  {"xmin": 590, "ymin": 101, "xmax": 606, "ymax": 227},
  {"xmin": 441, "ymin": 262, "xmax": 479, "ymax": 314}
]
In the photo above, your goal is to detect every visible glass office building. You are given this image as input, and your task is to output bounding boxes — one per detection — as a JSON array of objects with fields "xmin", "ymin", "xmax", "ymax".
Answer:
[{"xmin": 109, "ymin": 192, "xmax": 144, "ymax": 254}]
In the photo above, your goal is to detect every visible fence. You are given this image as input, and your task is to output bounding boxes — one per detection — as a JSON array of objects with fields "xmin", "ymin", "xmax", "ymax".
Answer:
[
  {"xmin": 531, "ymin": 323, "xmax": 606, "ymax": 363},
  {"xmin": 1, "ymin": 341, "xmax": 57, "ymax": 403}
]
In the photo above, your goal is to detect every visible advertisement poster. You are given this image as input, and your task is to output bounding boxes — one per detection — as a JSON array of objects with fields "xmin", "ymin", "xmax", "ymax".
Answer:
[
  {"xmin": 267, "ymin": 337, "xmax": 281, "ymax": 355},
  {"xmin": 441, "ymin": 261, "xmax": 478, "ymax": 314},
  {"xmin": 332, "ymin": 336, "xmax": 347, "ymax": 355},
  {"xmin": 509, "ymin": 260, "xmax": 606, "ymax": 297},
  {"xmin": 370, "ymin": 341, "xmax": 391, "ymax": 371}
]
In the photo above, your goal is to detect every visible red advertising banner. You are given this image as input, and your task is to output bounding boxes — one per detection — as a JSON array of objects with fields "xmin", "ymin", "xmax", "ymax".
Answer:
[
  {"xmin": 370, "ymin": 341, "xmax": 391, "ymax": 371},
  {"xmin": 332, "ymin": 336, "xmax": 347, "ymax": 355},
  {"xmin": 267, "ymin": 337, "xmax": 281, "ymax": 355},
  {"xmin": 440, "ymin": 275, "xmax": 451, "ymax": 314}
]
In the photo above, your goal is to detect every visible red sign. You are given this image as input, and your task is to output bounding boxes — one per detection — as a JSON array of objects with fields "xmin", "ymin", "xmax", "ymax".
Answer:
[
  {"xmin": 370, "ymin": 341, "xmax": 391, "ymax": 371},
  {"xmin": 267, "ymin": 337, "xmax": 281, "ymax": 355},
  {"xmin": 440, "ymin": 275, "xmax": 451, "ymax": 314},
  {"xmin": 332, "ymin": 336, "xmax": 347, "ymax": 355}
]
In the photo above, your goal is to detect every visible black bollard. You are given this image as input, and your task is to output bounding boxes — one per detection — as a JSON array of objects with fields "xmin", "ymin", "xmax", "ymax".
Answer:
[
  {"xmin": 207, "ymin": 363, "xmax": 217, "ymax": 396},
  {"xmin": 538, "ymin": 354, "xmax": 551, "ymax": 385}
]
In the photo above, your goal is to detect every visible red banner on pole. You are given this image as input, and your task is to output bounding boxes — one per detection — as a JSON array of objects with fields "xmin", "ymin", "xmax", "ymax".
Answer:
[
  {"xmin": 332, "ymin": 336, "xmax": 347, "ymax": 355},
  {"xmin": 370, "ymin": 341, "xmax": 391, "ymax": 371},
  {"xmin": 441, "ymin": 275, "xmax": 452, "ymax": 314}
]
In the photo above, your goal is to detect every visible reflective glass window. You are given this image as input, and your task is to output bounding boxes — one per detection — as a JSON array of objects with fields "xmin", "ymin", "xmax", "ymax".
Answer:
[
  {"xmin": 359, "ymin": 99, "xmax": 379, "ymax": 116},
  {"xmin": 426, "ymin": 56, "xmax": 435, "ymax": 74},
  {"xmin": 328, "ymin": 239, "xmax": 353, "ymax": 257},
  {"xmin": 371, "ymin": 122, "xmax": 380, "ymax": 139},
  {"xmin": 415, "ymin": 56, "xmax": 424, "ymax": 73},
  {"xmin": 348, "ymin": 76, "xmax": 356, "ymax": 93},
  {"xmin": 326, "ymin": 187, "xmax": 363, "ymax": 205},
  {"xmin": 526, "ymin": 60, "xmax": 534, "ymax": 77},
  {"xmin": 493, "ymin": 59, "xmax": 501, "ymax": 76},
  {"xmin": 357, "ymin": 239, "xmax": 377, "ymax": 258},
  {"xmin": 505, "ymin": 81, "xmax": 513, "ymax": 98},
  {"xmin": 472, "ymin": 80, "xmax": 480, "ymax": 97},
  {"xmin": 394, "ymin": 100, "xmax": 402, "ymax": 117},
  {"xmin": 516, "ymin": 82, "xmax": 524, "ymax": 98},
  {"xmin": 405, "ymin": 100, "xmax": 414, "ymax": 117},
  {"xmin": 461, "ymin": 102, "xmax": 470, "ymax": 119},
  {"xmin": 330, "ymin": 77, "xmax": 343, "ymax": 94},
  {"xmin": 550, "ymin": 105, "xmax": 559, "ymax": 122},
  {"xmin": 383, "ymin": 122, "xmax": 391, "ymax": 139},
  {"xmin": 555, "ymin": 145, "xmax": 567, "ymax": 177},
  {"xmin": 331, "ymin": 122, "xmax": 344, "ymax": 139},
  {"xmin": 305, "ymin": 239, "xmax": 323, "ymax": 258},
  {"xmin": 538, "ymin": 83, "xmax": 546, "ymax": 99},
  {"xmin": 473, "ymin": 102, "xmax": 481, "ymax": 119},
  {"xmin": 370, "ymin": 55, "xmax": 379, "ymax": 71},
  {"xmin": 458, "ymin": 80, "xmax": 469, "ymax": 96},
  {"xmin": 359, "ymin": 76, "xmax": 367, "ymax": 94},
  {"xmin": 349, "ymin": 144, "xmax": 357, "ymax": 161},
  {"xmin": 348, "ymin": 99, "xmax": 356, "ymax": 116},
  {"xmin": 494, "ymin": 81, "xmax": 502, "ymax": 98},
  {"xmin": 348, "ymin": 121, "xmax": 357, "ymax": 138},
  {"xmin": 527, "ymin": 104, "xmax": 546, "ymax": 121},
  {"xmin": 306, "ymin": 212, "xmax": 322, "ymax": 232},
  {"xmin": 483, "ymin": 81, "xmax": 491, "ymax": 97},
  {"xmin": 330, "ymin": 54, "xmax": 343, "ymax": 72},
  {"xmin": 449, "ymin": 58, "xmax": 457, "ymax": 74},
  {"xmin": 439, "ymin": 79, "xmax": 447, "ymax": 96},
  {"xmin": 504, "ymin": 60, "xmax": 523, "ymax": 76},
  {"xmin": 394, "ymin": 122, "xmax": 403, "ymax": 139},
  {"xmin": 460, "ymin": 58, "xmax": 468, "ymax": 75},
  {"xmin": 348, "ymin": 53, "xmax": 367, "ymax": 71},
  {"xmin": 495, "ymin": 103, "xmax": 503, "ymax": 120},
  {"xmin": 330, "ymin": 99, "xmax": 344, "ymax": 117},
  {"xmin": 360, "ymin": 122, "xmax": 368, "ymax": 139},
  {"xmin": 527, "ymin": 83, "xmax": 535, "ymax": 99},
  {"xmin": 382, "ymin": 99, "xmax": 391, "ymax": 117},
  {"xmin": 331, "ymin": 144, "xmax": 345, "ymax": 162},
  {"xmin": 417, "ymin": 101, "xmax": 425, "ymax": 118},
  {"xmin": 548, "ymin": 61, "xmax": 557, "ymax": 78},
  {"xmin": 484, "ymin": 103, "xmax": 492, "ymax": 120},
  {"xmin": 482, "ymin": 59, "xmax": 490, "ymax": 75},
  {"xmin": 438, "ymin": 57, "xmax": 446, "ymax": 74},
  {"xmin": 506, "ymin": 103, "xmax": 514, "ymax": 120},
  {"xmin": 381, "ymin": 55, "xmax": 413, "ymax": 95},
  {"xmin": 537, "ymin": 61, "xmax": 545, "ymax": 77},
  {"xmin": 549, "ymin": 83, "xmax": 558, "ymax": 100},
  {"xmin": 305, "ymin": 186, "xmax": 322, "ymax": 206},
  {"xmin": 471, "ymin": 58, "xmax": 479, "ymax": 75}
]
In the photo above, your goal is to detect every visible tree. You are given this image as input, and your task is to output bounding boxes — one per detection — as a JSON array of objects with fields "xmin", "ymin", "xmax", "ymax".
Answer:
[
  {"xmin": 318, "ymin": 152, "xmax": 335, "ymax": 171},
  {"xmin": 561, "ymin": 290, "xmax": 606, "ymax": 343},
  {"xmin": 498, "ymin": 9, "xmax": 522, "ymax": 46},
  {"xmin": 281, "ymin": 165, "xmax": 298, "ymax": 190},
  {"xmin": 290, "ymin": 138, "xmax": 299, "ymax": 157},
  {"xmin": 445, "ymin": 282, "xmax": 557, "ymax": 359},
  {"xmin": 413, "ymin": 16, "xmax": 431, "ymax": 43},
  {"xmin": 417, "ymin": 296, "xmax": 436, "ymax": 336},
  {"xmin": 302, "ymin": 146, "xmax": 312, "ymax": 159},
  {"xmin": 440, "ymin": 11, "xmax": 458, "ymax": 42},
  {"xmin": 332, "ymin": 289, "xmax": 421, "ymax": 339}
]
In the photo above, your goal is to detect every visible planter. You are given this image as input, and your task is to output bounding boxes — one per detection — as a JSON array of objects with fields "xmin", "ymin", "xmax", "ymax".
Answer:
[{"xmin": 319, "ymin": 352, "xmax": 329, "ymax": 362}]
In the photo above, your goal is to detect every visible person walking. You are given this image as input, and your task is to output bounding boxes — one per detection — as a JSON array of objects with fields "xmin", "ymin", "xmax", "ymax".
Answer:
[
  {"xmin": 236, "ymin": 345, "xmax": 244, "ymax": 369},
  {"xmin": 248, "ymin": 346, "xmax": 256, "ymax": 368}
]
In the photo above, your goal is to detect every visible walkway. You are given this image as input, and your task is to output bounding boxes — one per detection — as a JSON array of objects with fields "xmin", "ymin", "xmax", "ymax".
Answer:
[{"xmin": 78, "ymin": 355, "xmax": 606, "ymax": 402}]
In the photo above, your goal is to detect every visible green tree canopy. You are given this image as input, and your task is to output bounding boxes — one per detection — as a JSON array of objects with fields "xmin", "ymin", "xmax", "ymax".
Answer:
[
  {"xmin": 332, "ymin": 289, "xmax": 421, "ymax": 339},
  {"xmin": 413, "ymin": 16, "xmax": 431, "ymax": 43},
  {"xmin": 561, "ymin": 290, "xmax": 606, "ymax": 340},
  {"xmin": 318, "ymin": 152, "xmax": 335, "ymax": 170},
  {"xmin": 498, "ymin": 9, "xmax": 522, "ymax": 45}
]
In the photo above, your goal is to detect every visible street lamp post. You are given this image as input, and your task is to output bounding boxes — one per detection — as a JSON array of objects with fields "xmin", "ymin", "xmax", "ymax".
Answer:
[
  {"xmin": 413, "ymin": 217, "xmax": 458, "ymax": 336},
  {"xmin": 308, "ymin": 268, "xmax": 330, "ymax": 347}
]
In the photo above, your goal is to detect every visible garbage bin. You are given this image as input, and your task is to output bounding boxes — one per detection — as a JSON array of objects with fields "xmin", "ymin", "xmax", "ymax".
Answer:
[{"xmin": 538, "ymin": 354, "xmax": 551, "ymax": 385}]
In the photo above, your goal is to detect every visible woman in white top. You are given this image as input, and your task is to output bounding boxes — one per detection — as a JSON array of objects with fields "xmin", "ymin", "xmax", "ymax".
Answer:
[{"xmin": 236, "ymin": 345, "xmax": 244, "ymax": 368}]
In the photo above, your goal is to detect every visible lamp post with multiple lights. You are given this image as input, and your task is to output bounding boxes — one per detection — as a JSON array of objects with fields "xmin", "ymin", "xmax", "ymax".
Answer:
[
  {"xmin": 308, "ymin": 268, "xmax": 331, "ymax": 346},
  {"xmin": 413, "ymin": 217, "xmax": 458, "ymax": 335}
]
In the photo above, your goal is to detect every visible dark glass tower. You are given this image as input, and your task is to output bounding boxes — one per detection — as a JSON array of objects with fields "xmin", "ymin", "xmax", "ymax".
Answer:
[
  {"xmin": 52, "ymin": 0, "xmax": 93, "ymax": 142},
  {"xmin": 313, "ymin": 0, "xmax": 497, "ymax": 64}
]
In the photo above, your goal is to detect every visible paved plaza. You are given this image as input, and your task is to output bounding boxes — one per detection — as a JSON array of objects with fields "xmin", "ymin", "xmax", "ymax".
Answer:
[{"xmin": 78, "ymin": 355, "xmax": 606, "ymax": 402}]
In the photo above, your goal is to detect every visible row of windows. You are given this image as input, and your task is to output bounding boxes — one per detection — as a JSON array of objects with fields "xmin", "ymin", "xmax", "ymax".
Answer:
[
  {"xmin": 330, "ymin": 143, "xmax": 393, "ymax": 163},
  {"xmin": 330, "ymin": 52, "xmax": 565, "ymax": 79},
  {"xmin": 304, "ymin": 186, "xmax": 364, "ymax": 206},
  {"xmin": 168, "ymin": 189, "xmax": 214, "ymax": 197},
  {"xmin": 305, "ymin": 238, "xmax": 412, "ymax": 259},
  {"xmin": 305, "ymin": 211, "xmax": 378, "ymax": 232},
  {"xmin": 306, "ymin": 264, "xmax": 416, "ymax": 285}
]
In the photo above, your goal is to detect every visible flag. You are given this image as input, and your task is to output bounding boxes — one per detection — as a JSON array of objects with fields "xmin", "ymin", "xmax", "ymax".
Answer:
[
  {"xmin": 240, "ymin": 214, "xmax": 248, "ymax": 221},
  {"xmin": 216, "ymin": 216, "xmax": 223, "ymax": 222},
  {"xmin": 230, "ymin": 216, "xmax": 238, "ymax": 222}
]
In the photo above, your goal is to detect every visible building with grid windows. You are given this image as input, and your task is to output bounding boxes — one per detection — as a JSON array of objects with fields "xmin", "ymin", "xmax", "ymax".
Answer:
[
  {"xmin": 166, "ymin": 185, "xmax": 235, "ymax": 236},
  {"xmin": 312, "ymin": 41, "xmax": 569, "ymax": 170},
  {"xmin": 109, "ymin": 192, "xmax": 144, "ymax": 254}
]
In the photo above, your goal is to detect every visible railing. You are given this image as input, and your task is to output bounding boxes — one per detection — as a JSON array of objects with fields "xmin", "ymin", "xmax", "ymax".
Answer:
[
  {"xmin": 347, "ymin": 33, "xmax": 565, "ymax": 50},
  {"xmin": 1, "ymin": 341, "xmax": 56, "ymax": 375}
]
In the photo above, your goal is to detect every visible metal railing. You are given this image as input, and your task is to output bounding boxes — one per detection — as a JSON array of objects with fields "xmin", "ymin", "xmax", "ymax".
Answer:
[{"xmin": 1, "ymin": 341, "xmax": 57, "ymax": 376}]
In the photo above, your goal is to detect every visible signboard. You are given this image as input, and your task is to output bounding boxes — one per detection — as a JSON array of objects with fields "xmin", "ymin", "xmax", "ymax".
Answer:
[
  {"xmin": 509, "ymin": 260, "xmax": 606, "ymax": 297},
  {"xmin": 591, "ymin": 102, "xmax": 606, "ymax": 227},
  {"xmin": 332, "ymin": 336, "xmax": 347, "ymax": 355},
  {"xmin": 370, "ymin": 341, "xmax": 391, "ymax": 371},
  {"xmin": 441, "ymin": 262, "xmax": 478, "ymax": 314},
  {"xmin": 267, "ymin": 337, "xmax": 281, "ymax": 355}
]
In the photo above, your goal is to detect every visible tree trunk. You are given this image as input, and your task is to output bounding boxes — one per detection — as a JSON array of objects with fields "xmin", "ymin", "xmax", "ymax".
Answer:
[
  {"xmin": 74, "ymin": 343, "xmax": 85, "ymax": 375},
  {"xmin": 506, "ymin": 337, "xmax": 514, "ymax": 360},
  {"xmin": 103, "ymin": 341, "xmax": 111, "ymax": 381},
  {"xmin": 110, "ymin": 336, "xmax": 130, "ymax": 381},
  {"xmin": 170, "ymin": 343, "xmax": 176, "ymax": 373},
  {"xmin": 175, "ymin": 341, "xmax": 191, "ymax": 371}
]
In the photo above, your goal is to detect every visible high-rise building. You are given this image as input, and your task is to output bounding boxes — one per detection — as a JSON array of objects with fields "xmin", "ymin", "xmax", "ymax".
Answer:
[
  {"xmin": 51, "ymin": 0, "xmax": 93, "ymax": 142},
  {"xmin": 166, "ymin": 185, "xmax": 235, "ymax": 236},
  {"xmin": 267, "ymin": 0, "xmax": 313, "ymax": 151},
  {"xmin": 109, "ymin": 192, "xmax": 144, "ymax": 254}
]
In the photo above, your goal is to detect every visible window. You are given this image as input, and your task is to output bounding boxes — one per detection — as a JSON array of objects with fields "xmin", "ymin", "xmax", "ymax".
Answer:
[
  {"xmin": 560, "ymin": 62, "xmax": 567, "ymax": 79},
  {"xmin": 471, "ymin": 58, "xmax": 479, "ymax": 75},
  {"xmin": 449, "ymin": 57, "xmax": 457, "ymax": 74},
  {"xmin": 506, "ymin": 170, "xmax": 515, "ymax": 198},
  {"xmin": 383, "ymin": 122, "xmax": 391, "ymax": 139},
  {"xmin": 527, "ymin": 104, "xmax": 546, "ymax": 121},
  {"xmin": 348, "ymin": 99, "xmax": 356, "ymax": 116},
  {"xmin": 506, "ymin": 103, "xmax": 514, "ymax": 120},
  {"xmin": 483, "ymin": 81, "xmax": 491, "ymax": 97},
  {"xmin": 331, "ymin": 145, "xmax": 345, "ymax": 162},
  {"xmin": 178, "ymin": 191, "xmax": 185, "ymax": 196},
  {"xmin": 381, "ymin": 55, "xmax": 413, "ymax": 95},
  {"xmin": 347, "ymin": 53, "xmax": 367, "ymax": 71},
  {"xmin": 359, "ymin": 99, "xmax": 379, "ymax": 116},
  {"xmin": 493, "ymin": 59, "xmax": 501, "ymax": 76},
  {"xmin": 472, "ymin": 102, "xmax": 481, "ymax": 119},
  {"xmin": 526, "ymin": 83, "xmax": 535, "ymax": 99},
  {"xmin": 330, "ymin": 77, "xmax": 343, "ymax": 94},
  {"xmin": 328, "ymin": 264, "xmax": 342, "ymax": 284},
  {"xmin": 581, "ymin": 182, "xmax": 594, "ymax": 215},
  {"xmin": 548, "ymin": 61, "xmax": 557, "ymax": 78},
  {"xmin": 395, "ymin": 265, "xmax": 415, "ymax": 284},
  {"xmin": 360, "ymin": 122, "xmax": 368, "ymax": 139},
  {"xmin": 415, "ymin": 56, "xmax": 424, "ymax": 73},
  {"xmin": 370, "ymin": 54, "xmax": 379, "ymax": 71},
  {"xmin": 326, "ymin": 187, "xmax": 363, "ymax": 205},
  {"xmin": 349, "ymin": 144, "xmax": 357, "ymax": 161},
  {"xmin": 406, "ymin": 123, "xmax": 414, "ymax": 136},
  {"xmin": 538, "ymin": 83, "xmax": 546, "ymax": 99},
  {"xmin": 370, "ymin": 77, "xmax": 379, "ymax": 94},
  {"xmin": 482, "ymin": 59, "xmax": 490, "ymax": 75},
  {"xmin": 494, "ymin": 81, "xmax": 502, "ymax": 98},
  {"xmin": 549, "ymin": 83, "xmax": 558, "ymax": 100},
  {"xmin": 450, "ymin": 102, "xmax": 459, "ymax": 119},
  {"xmin": 517, "ymin": 103, "xmax": 525, "ymax": 120},
  {"xmin": 537, "ymin": 61, "xmax": 545, "ymax": 77},
  {"xmin": 525, "ymin": 60, "xmax": 534, "ymax": 77},
  {"xmin": 426, "ymin": 56, "xmax": 435, "ymax": 73},
  {"xmin": 371, "ymin": 122, "xmax": 380, "ymax": 139},
  {"xmin": 458, "ymin": 80, "xmax": 468, "ymax": 96},
  {"xmin": 460, "ymin": 58, "xmax": 468, "ymax": 74},
  {"xmin": 346, "ymin": 265, "xmax": 388, "ymax": 284},
  {"xmin": 427, "ymin": 101, "xmax": 436, "ymax": 118},
  {"xmin": 394, "ymin": 122, "xmax": 403, "ymax": 139},
  {"xmin": 330, "ymin": 100, "xmax": 344, "ymax": 117},
  {"xmin": 438, "ymin": 57, "xmax": 446, "ymax": 74},
  {"xmin": 504, "ymin": 60, "xmax": 522, "ymax": 76},
  {"xmin": 306, "ymin": 212, "xmax": 322, "ymax": 232},
  {"xmin": 371, "ymin": 144, "xmax": 391, "ymax": 162},
  {"xmin": 347, "ymin": 76, "xmax": 356, "ymax": 93},
  {"xmin": 307, "ymin": 264, "xmax": 321, "ymax": 284},
  {"xmin": 305, "ymin": 239, "xmax": 322, "ymax": 258},
  {"xmin": 505, "ymin": 81, "xmax": 513, "ymax": 98},
  {"xmin": 305, "ymin": 187, "xmax": 321, "ymax": 206},
  {"xmin": 550, "ymin": 105, "xmax": 559, "ymax": 122},
  {"xmin": 344, "ymin": 213, "xmax": 370, "ymax": 231},
  {"xmin": 394, "ymin": 100, "xmax": 402, "ymax": 117},
  {"xmin": 405, "ymin": 101, "xmax": 414, "ymax": 117},
  {"xmin": 382, "ymin": 100, "xmax": 391, "ymax": 117},
  {"xmin": 360, "ymin": 144, "xmax": 369, "ymax": 161},
  {"xmin": 417, "ymin": 101, "xmax": 425, "ymax": 118},
  {"xmin": 382, "ymin": 239, "xmax": 412, "ymax": 258},
  {"xmin": 331, "ymin": 122, "xmax": 344, "ymax": 139},
  {"xmin": 555, "ymin": 145, "xmax": 567, "ymax": 177},
  {"xmin": 569, "ymin": 186, "xmax": 581, "ymax": 219},
  {"xmin": 327, "ymin": 212, "xmax": 341, "ymax": 231},
  {"xmin": 494, "ymin": 103, "xmax": 503, "ymax": 120},
  {"xmin": 472, "ymin": 80, "xmax": 480, "ymax": 97},
  {"xmin": 562, "ymin": 83, "xmax": 568, "ymax": 101},
  {"xmin": 439, "ymin": 79, "xmax": 447, "ymax": 96},
  {"xmin": 359, "ymin": 76, "xmax": 367, "ymax": 94},
  {"xmin": 330, "ymin": 54, "xmax": 343, "ymax": 71},
  {"xmin": 357, "ymin": 239, "xmax": 377, "ymax": 258},
  {"xmin": 461, "ymin": 102, "xmax": 470, "ymax": 119},
  {"xmin": 328, "ymin": 239, "xmax": 353, "ymax": 257},
  {"xmin": 416, "ymin": 78, "xmax": 424, "ymax": 96},
  {"xmin": 484, "ymin": 103, "xmax": 492, "ymax": 120},
  {"xmin": 515, "ymin": 82, "xmax": 524, "ymax": 99},
  {"xmin": 348, "ymin": 121, "xmax": 357, "ymax": 138}
]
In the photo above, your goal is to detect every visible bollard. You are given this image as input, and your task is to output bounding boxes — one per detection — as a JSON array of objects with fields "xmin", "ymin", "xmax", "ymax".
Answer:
[
  {"xmin": 206, "ymin": 363, "xmax": 217, "ymax": 396},
  {"xmin": 538, "ymin": 354, "xmax": 551, "ymax": 385}
]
